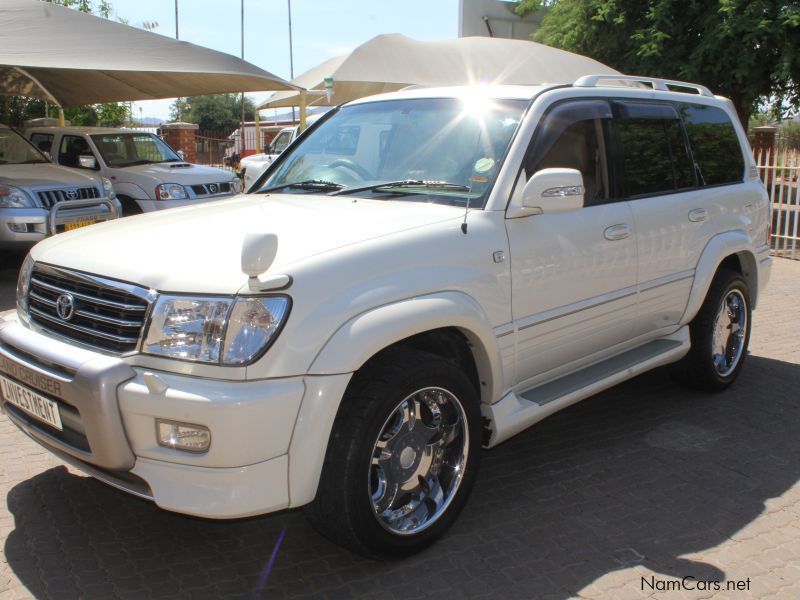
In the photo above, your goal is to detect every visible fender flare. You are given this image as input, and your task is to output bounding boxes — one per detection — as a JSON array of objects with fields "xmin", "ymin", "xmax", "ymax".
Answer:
[
  {"xmin": 680, "ymin": 229, "xmax": 759, "ymax": 325},
  {"xmin": 113, "ymin": 182, "xmax": 150, "ymax": 201},
  {"xmin": 309, "ymin": 291, "xmax": 504, "ymax": 405}
]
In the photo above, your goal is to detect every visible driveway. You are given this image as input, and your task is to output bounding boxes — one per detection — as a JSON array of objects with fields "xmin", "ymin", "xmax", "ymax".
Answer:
[{"xmin": 1, "ymin": 258, "xmax": 799, "ymax": 599}]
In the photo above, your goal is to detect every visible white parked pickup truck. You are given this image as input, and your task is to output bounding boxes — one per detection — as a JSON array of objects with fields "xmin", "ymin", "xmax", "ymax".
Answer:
[
  {"xmin": 1, "ymin": 77, "xmax": 771, "ymax": 558},
  {"xmin": 0, "ymin": 125, "xmax": 118, "ymax": 251},
  {"xmin": 25, "ymin": 126, "xmax": 242, "ymax": 216}
]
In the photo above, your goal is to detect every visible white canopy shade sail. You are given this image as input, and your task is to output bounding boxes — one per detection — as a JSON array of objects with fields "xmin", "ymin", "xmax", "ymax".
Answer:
[
  {"xmin": 258, "ymin": 33, "xmax": 620, "ymax": 110},
  {"xmin": 0, "ymin": 0, "xmax": 297, "ymax": 108}
]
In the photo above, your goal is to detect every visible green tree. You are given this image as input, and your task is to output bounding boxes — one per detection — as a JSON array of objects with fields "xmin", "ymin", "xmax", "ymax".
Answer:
[
  {"xmin": 170, "ymin": 94, "xmax": 256, "ymax": 132},
  {"xmin": 516, "ymin": 0, "xmax": 800, "ymax": 128}
]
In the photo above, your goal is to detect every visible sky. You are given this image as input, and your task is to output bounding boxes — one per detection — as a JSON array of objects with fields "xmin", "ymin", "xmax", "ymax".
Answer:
[{"xmin": 108, "ymin": 0, "xmax": 460, "ymax": 121}]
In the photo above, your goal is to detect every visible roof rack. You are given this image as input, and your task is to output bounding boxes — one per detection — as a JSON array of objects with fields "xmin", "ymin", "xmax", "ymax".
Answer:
[{"xmin": 573, "ymin": 74, "xmax": 714, "ymax": 98}]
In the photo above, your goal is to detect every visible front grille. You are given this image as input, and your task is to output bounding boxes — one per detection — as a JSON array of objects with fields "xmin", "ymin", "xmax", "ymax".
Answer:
[
  {"xmin": 37, "ymin": 187, "xmax": 100, "ymax": 208},
  {"xmin": 190, "ymin": 182, "xmax": 233, "ymax": 196},
  {"xmin": 27, "ymin": 266, "xmax": 149, "ymax": 354}
]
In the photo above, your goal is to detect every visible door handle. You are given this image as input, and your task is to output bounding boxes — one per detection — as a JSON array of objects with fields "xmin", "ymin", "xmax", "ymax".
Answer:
[
  {"xmin": 688, "ymin": 208, "xmax": 708, "ymax": 222},
  {"xmin": 604, "ymin": 223, "xmax": 631, "ymax": 241}
]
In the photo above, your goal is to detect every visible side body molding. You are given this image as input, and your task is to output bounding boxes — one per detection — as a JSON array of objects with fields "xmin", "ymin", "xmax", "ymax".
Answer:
[
  {"xmin": 680, "ymin": 229, "xmax": 758, "ymax": 325},
  {"xmin": 308, "ymin": 291, "xmax": 504, "ymax": 405}
]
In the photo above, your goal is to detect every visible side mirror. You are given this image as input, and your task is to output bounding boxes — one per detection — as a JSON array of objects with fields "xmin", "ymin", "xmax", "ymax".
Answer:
[
  {"xmin": 522, "ymin": 168, "xmax": 585, "ymax": 214},
  {"xmin": 78, "ymin": 155, "xmax": 98, "ymax": 170}
]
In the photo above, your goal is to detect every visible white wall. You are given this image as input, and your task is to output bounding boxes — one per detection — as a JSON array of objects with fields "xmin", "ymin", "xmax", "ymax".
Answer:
[{"xmin": 458, "ymin": 0, "xmax": 546, "ymax": 40}]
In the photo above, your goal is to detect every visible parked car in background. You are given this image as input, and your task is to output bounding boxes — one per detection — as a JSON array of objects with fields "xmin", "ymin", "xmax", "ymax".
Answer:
[
  {"xmin": 25, "ymin": 126, "xmax": 242, "ymax": 216},
  {"xmin": 239, "ymin": 115, "xmax": 324, "ymax": 190},
  {"xmin": 2, "ymin": 78, "xmax": 771, "ymax": 558},
  {"xmin": 0, "ymin": 124, "xmax": 118, "ymax": 251}
]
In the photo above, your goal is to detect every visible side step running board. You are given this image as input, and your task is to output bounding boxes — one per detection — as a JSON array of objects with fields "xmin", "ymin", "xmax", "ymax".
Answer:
[{"xmin": 484, "ymin": 326, "xmax": 690, "ymax": 447}]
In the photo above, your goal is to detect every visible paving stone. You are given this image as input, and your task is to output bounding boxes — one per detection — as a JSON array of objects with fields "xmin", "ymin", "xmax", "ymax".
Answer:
[{"xmin": 1, "ymin": 260, "xmax": 800, "ymax": 598}]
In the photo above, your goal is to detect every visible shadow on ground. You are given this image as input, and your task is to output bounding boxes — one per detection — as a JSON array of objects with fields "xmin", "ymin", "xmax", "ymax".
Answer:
[{"xmin": 5, "ymin": 355, "xmax": 800, "ymax": 599}]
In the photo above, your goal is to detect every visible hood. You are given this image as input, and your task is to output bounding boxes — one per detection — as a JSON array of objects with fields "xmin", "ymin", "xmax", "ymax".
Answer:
[
  {"xmin": 0, "ymin": 162, "xmax": 100, "ymax": 189},
  {"xmin": 30, "ymin": 193, "xmax": 464, "ymax": 293},
  {"xmin": 115, "ymin": 162, "xmax": 235, "ymax": 184}
]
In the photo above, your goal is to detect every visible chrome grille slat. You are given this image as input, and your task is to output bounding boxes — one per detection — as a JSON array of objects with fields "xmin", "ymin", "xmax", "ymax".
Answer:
[
  {"xmin": 27, "ymin": 265, "xmax": 152, "ymax": 354},
  {"xmin": 30, "ymin": 277, "xmax": 147, "ymax": 311},
  {"xmin": 28, "ymin": 307, "xmax": 140, "ymax": 344},
  {"xmin": 36, "ymin": 187, "xmax": 100, "ymax": 208}
]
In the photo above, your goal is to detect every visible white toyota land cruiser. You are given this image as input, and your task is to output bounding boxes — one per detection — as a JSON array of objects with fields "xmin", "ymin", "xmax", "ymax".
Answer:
[
  {"xmin": 0, "ymin": 76, "xmax": 771, "ymax": 558},
  {"xmin": 24, "ymin": 126, "xmax": 243, "ymax": 216}
]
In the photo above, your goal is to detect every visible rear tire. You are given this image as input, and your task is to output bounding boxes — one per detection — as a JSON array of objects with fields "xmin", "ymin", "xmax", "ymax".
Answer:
[
  {"xmin": 669, "ymin": 268, "xmax": 751, "ymax": 391},
  {"xmin": 306, "ymin": 348, "xmax": 482, "ymax": 558}
]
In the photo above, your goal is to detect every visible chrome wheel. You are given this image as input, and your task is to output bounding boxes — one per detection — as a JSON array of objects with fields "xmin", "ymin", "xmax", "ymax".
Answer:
[
  {"xmin": 711, "ymin": 289, "xmax": 747, "ymax": 377},
  {"xmin": 368, "ymin": 387, "xmax": 469, "ymax": 535}
]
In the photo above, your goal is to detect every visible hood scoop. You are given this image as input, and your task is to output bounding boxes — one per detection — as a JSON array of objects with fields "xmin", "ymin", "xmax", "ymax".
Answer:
[{"xmin": 169, "ymin": 163, "xmax": 192, "ymax": 168}]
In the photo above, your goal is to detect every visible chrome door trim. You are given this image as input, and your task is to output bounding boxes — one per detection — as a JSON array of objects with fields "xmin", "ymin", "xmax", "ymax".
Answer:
[
  {"xmin": 516, "ymin": 285, "xmax": 638, "ymax": 332},
  {"xmin": 638, "ymin": 269, "xmax": 695, "ymax": 292}
]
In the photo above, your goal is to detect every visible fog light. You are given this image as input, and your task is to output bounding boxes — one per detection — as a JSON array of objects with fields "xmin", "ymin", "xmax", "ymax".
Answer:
[
  {"xmin": 156, "ymin": 419, "xmax": 211, "ymax": 453},
  {"xmin": 8, "ymin": 223, "xmax": 29, "ymax": 233}
]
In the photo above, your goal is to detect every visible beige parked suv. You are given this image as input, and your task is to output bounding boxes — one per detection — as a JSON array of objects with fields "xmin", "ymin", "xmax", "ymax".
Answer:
[{"xmin": 1, "ymin": 75, "xmax": 771, "ymax": 557}]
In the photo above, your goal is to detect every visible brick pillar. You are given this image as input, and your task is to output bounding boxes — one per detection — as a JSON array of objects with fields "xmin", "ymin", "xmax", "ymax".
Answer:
[
  {"xmin": 161, "ymin": 122, "xmax": 199, "ymax": 163},
  {"xmin": 752, "ymin": 126, "xmax": 777, "ymax": 189}
]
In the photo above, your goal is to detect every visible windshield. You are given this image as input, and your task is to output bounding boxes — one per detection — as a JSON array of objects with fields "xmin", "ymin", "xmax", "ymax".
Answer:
[
  {"xmin": 257, "ymin": 97, "xmax": 527, "ymax": 207},
  {"xmin": 0, "ymin": 128, "xmax": 48, "ymax": 165},
  {"xmin": 91, "ymin": 132, "xmax": 182, "ymax": 167}
]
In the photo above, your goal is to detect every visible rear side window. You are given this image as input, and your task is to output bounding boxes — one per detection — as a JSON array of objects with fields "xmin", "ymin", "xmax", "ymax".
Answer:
[
  {"xmin": 679, "ymin": 104, "xmax": 744, "ymax": 186},
  {"xmin": 615, "ymin": 102, "xmax": 695, "ymax": 197}
]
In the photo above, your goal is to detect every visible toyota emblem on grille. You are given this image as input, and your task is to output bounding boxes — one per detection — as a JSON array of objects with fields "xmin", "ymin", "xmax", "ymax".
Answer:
[
  {"xmin": 56, "ymin": 293, "xmax": 75, "ymax": 321},
  {"xmin": 208, "ymin": 183, "xmax": 218, "ymax": 194},
  {"xmin": 64, "ymin": 189, "xmax": 79, "ymax": 200}
]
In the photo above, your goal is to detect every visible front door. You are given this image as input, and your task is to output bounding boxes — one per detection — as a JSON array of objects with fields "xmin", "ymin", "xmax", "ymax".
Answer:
[{"xmin": 506, "ymin": 99, "xmax": 637, "ymax": 387}]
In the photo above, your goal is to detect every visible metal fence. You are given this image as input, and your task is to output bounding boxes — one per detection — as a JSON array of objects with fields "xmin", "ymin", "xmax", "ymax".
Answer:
[{"xmin": 756, "ymin": 147, "xmax": 800, "ymax": 260}]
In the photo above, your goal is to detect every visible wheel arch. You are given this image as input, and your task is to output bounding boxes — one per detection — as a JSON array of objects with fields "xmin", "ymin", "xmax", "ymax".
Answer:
[
  {"xmin": 681, "ymin": 230, "xmax": 759, "ymax": 325},
  {"xmin": 308, "ymin": 291, "xmax": 504, "ymax": 405}
]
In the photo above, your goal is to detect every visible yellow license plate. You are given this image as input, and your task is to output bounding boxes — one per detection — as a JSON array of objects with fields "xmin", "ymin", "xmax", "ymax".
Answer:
[{"xmin": 64, "ymin": 220, "xmax": 96, "ymax": 231}]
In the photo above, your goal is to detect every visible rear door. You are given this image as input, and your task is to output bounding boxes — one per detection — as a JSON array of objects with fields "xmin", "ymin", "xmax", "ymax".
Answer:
[
  {"xmin": 506, "ymin": 99, "xmax": 638, "ymax": 386},
  {"xmin": 611, "ymin": 100, "xmax": 732, "ymax": 338}
]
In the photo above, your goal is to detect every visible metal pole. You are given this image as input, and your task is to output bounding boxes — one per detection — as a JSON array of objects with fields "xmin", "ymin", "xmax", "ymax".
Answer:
[
  {"xmin": 241, "ymin": 0, "xmax": 246, "ymax": 155},
  {"xmin": 175, "ymin": 0, "xmax": 179, "ymax": 39},
  {"xmin": 288, "ymin": 0, "xmax": 296, "ymax": 125}
]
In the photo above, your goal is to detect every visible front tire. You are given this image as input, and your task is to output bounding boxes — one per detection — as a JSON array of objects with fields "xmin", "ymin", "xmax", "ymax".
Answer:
[
  {"xmin": 306, "ymin": 349, "xmax": 482, "ymax": 558},
  {"xmin": 670, "ymin": 268, "xmax": 751, "ymax": 391}
]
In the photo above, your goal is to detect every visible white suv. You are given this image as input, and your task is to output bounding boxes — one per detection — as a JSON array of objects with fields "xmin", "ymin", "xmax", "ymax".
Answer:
[
  {"xmin": 1, "ymin": 76, "xmax": 771, "ymax": 558},
  {"xmin": 0, "ymin": 125, "xmax": 118, "ymax": 251},
  {"xmin": 25, "ymin": 126, "xmax": 242, "ymax": 215}
]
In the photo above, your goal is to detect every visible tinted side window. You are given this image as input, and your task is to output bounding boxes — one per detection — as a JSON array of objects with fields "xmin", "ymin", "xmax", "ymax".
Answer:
[
  {"xmin": 679, "ymin": 104, "xmax": 744, "ymax": 186},
  {"xmin": 615, "ymin": 103, "xmax": 695, "ymax": 197},
  {"xmin": 29, "ymin": 133, "xmax": 54, "ymax": 154},
  {"xmin": 525, "ymin": 100, "xmax": 612, "ymax": 205},
  {"xmin": 58, "ymin": 135, "xmax": 95, "ymax": 168}
]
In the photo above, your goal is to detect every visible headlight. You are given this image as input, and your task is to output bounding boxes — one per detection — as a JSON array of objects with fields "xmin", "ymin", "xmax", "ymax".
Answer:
[
  {"xmin": 101, "ymin": 177, "xmax": 116, "ymax": 199},
  {"xmin": 155, "ymin": 183, "xmax": 188, "ymax": 200},
  {"xmin": 16, "ymin": 254, "xmax": 34, "ymax": 316},
  {"xmin": 0, "ymin": 185, "xmax": 34, "ymax": 208},
  {"xmin": 231, "ymin": 178, "xmax": 243, "ymax": 194},
  {"xmin": 143, "ymin": 295, "xmax": 290, "ymax": 365}
]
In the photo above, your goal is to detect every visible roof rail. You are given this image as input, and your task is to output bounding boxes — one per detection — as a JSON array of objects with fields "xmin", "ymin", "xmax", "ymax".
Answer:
[{"xmin": 573, "ymin": 74, "xmax": 714, "ymax": 98}]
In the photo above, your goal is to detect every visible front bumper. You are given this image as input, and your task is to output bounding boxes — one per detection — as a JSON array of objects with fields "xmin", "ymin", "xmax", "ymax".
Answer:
[
  {"xmin": 135, "ymin": 194, "xmax": 235, "ymax": 212},
  {"xmin": 0, "ymin": 198, "xmax": 118, "ymax": 249},
  {"xmin": 0, "ymin": 315, "xmax": 347, "ymax": 519}
]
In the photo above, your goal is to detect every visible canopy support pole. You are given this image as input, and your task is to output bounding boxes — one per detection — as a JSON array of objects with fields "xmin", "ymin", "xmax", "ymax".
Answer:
[
  {"xmin": 299, "ymin": 90, "xmax": 307, "ymax": 132},
  {"xmin": 13, "ymin": 67, "xmax": 64, "ymax": 124},
  {"xmin": 254, "ymin": 108, "xmax": 261, "ymax": 152}
]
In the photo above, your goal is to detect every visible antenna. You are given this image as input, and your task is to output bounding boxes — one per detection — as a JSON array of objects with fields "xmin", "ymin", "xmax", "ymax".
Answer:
[{"xmin": 461, "ymin": 195, "xmax": 470, "ymax": 234}]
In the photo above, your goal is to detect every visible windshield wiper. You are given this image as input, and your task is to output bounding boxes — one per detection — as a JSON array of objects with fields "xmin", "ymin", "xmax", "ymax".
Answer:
[
  {"xmin": 332, "ymin": 180, "xmax": 471, "ymax": 196},
  {"xmin": 260, "ymin": 179, "xmax": 345, "ymax": 193},
  {"xmin": 118, "ymin": 159, "xmax": 154, "ymax": 167}
]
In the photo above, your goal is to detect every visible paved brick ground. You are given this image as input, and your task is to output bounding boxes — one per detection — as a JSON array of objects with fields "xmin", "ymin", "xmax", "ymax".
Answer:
[{"xmin": 0, "ymin": 257, "xmax": 798, "ymax": 599}]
